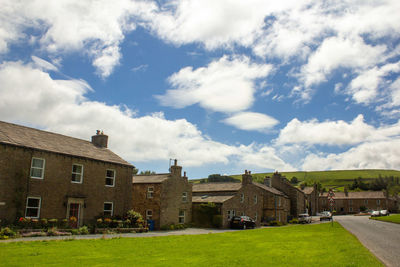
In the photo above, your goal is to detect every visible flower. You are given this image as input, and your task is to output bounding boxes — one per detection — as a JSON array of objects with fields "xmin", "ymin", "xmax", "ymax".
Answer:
[{"xmin": 69, "ymin": 216, "xmax": 77, "ymax": 222}]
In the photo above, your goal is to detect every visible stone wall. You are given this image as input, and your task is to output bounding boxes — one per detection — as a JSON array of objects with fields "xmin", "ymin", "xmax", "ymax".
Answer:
[{"xmin": 132, "ymin": 183, "xmax": 162, "ymax": 228}]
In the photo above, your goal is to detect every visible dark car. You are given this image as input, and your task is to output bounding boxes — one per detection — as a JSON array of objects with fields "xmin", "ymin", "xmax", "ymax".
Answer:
[{"xmin": 230, "ymin": 216, "xmax": 256, "ymax": 229}]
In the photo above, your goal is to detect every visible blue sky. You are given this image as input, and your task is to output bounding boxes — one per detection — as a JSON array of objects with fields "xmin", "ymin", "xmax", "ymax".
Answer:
[{"xmin": 1, "ymin": 0, "xmax": 400, "ymax": 178}]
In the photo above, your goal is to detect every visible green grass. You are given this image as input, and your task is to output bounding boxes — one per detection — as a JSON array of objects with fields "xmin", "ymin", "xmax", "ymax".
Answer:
[
  {"xmin": 0, "ymin": 223, "xmax": 382, "ymax": 266},
  {"xmin": 228, "ymin": 169, "xmax": 400, "ymax": 190},
  {"xmin": 371, "ymin": 214, "xmax": 400, "ymax": 224}
]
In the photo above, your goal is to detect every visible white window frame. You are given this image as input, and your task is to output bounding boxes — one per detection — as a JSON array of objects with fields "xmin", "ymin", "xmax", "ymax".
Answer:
[
  {"xmin": 147, "ymin": 187, "xmax": 154, "ymax": 199},
  {"xmin": 30, "ymin": 157, "xmax": 45, "ymax": 179},
  {"xmin": 104, "ymin": 202, "xmax": 113, "ymax": 216},
  {"xmin": 254, "ymin": 195, "xmax": 257, "ymax": 204},
  {"xmin": 146, "ymin": 210, "xmax": 153, "ymax": 220},
  {"xmin": 240, "ymin": 193, "xmax": 244, "ymax": 203},
  {"xmin": 105, "ymin": 169, "xmax": 115, "ymax": 187},
  {"xmin": 227, "ymin": 210, "xmax": 235, "ymax": 220},
  {"xmin": 178, "ymin": 210, "xmax": 185, "ymax": 224},
  {"xmin": 182, "ymin": 192, "xmax": 188, "ymax": 202},
  {"xmin": 71, "ymin": 164, "xmax": 83, "ymax": 184},
  {"xmin": 25, "ymin": 196, "xmax": 41, "ymax": 218}
]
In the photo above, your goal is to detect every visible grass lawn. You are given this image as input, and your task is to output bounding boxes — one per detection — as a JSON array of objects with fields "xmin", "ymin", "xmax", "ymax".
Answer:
[
  {"xmin": 0, "ymin": 223, "xmax": 382, "ymax": 266},
  {"xmin": 371, "ymin": 214, "xmax": 400, "ymax": 224}
]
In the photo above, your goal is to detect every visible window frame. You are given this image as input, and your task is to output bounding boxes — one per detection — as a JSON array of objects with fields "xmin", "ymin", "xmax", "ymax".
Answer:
[
  {"xmin": 146, "ymin": 209, "xmax": 153, "ymax": 220},
  {"xmin": 105, "ymin": 169, "xmax": 115, "ymax": 187},
  {"xmin": 178, "ymin": 210, "xmax": 185, "ymax": 224},
  {"xmin": 182, "ymin": 192, "xmax": 188, "ymax": 202},
  {"xmin": 25, "ymin": 196, "xmax": 41, "ymax": 218},
  {"xmin": 240, "ymin": 193, "xmax": 244, "ymax": 203},
  {"xmin": 377, "ymin": 199, "xmax": 381, "ymax": 205},
  {"xmin": 30, "ymin": 157, "xmax": 45, "ymax": 179},
  {"xmin": 147, "ymin": 187, "xmax": 154, "ymax": 199},
  {"xmin": 227, "ymin": 210, "xmax": 236, "ymax": 220},
  {"xmin": 103, "ymin": 202, "xmax": 114, "ymax": 217},
  {"xmin": 71, "ymin": 164, "xmax": 84, "ymax": 184}
]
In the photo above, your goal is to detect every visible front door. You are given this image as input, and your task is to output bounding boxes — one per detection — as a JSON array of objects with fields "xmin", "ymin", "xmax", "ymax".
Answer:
[{"xmin": 69, "ymin": 203, "xmax": 80, "ymax": 228}]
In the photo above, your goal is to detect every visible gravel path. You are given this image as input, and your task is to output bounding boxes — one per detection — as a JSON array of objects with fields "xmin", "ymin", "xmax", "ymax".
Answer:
[{"xmin": 335, "ymin": 215, "xmax": 400, "ymax": 267}]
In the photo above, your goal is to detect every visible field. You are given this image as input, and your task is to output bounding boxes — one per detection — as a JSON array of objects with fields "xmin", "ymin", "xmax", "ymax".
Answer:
[
  {"xmin": 229, "ymin": 169, "xmax": 400, "ymax": 190},
  {"xmin": 371, "ymin": 214, "xmax": 400, "ymax": 224},
  {"xmin": 0, "ymin": 223, "xmax": 382, "ymax": 266}
]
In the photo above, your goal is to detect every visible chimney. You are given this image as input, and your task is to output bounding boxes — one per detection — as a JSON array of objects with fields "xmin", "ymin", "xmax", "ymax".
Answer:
[
  {"xmin": 170, "ymin": 159, "xmax": 182, "ymax": 178},
  {"xmin": 242, "ymin": 170, "xmax": 253, "ymax": 185},
  {"xmin": 91, "ymin": 130, "xmax": 108, "ymax": 148},
  {"xmin": 264, "ymin": 176, "xmax": 271, "ymax": 187},
  {"xmin": 344, "ymin": 187, "xmax": 348, "ymax": 197}
]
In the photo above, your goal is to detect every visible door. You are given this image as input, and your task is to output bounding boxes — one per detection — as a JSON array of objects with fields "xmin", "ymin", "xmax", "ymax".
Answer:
[{"xmin": 69, "ymin": 203, "xmax": 80, "ymax": 228}]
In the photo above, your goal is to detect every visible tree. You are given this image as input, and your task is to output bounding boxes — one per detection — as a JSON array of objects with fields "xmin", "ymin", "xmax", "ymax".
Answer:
[
  {"xmin": 290, "ymin": 176, "xmax": 298, "ymax": 184},
  {"xmin": 207, "ymin": 174, "xmax": 239, "ymax": 183},
  {"xmin": 139, "ymin": 170, "xmax": 156, "ymax": 175}
]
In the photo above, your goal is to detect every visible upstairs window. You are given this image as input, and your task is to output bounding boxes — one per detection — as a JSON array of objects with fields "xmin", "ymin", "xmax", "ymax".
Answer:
[
  {"xmin": 240, "ymin": 193, "xmax": 244, "ymax": 203},
  {"xmin": 182, "ymin": 192, "xmax": 188, "ymax": 202},
  {"xmin": 105, "ymin": 169, "xmax": 115, "ymax": 187},
  {"xmin": 147, "ymin": 187, "xmax": 154, "ymax": 199},
  {"xmin": 25, "ymin": 197, "xmax": 41, "ymax": 218},
  {"xmin": 71, "ymin": 164, "xmax": 83, "ymax": 183},
  {"xmin": 30, "ymin": 158, "xmax": 45, "ymax": 179},
  {"xmin": 104, "ymin": 202, "xmax": 113, "ymax": 216}
]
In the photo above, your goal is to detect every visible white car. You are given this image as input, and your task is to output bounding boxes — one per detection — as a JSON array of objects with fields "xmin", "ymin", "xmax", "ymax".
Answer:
[
  {"xmin": 380, "ymin": 210, "xmax": 389, "ymax": 216},
  {"xmin": 371, "ymin": 210, "xmax": 380, "ymax": 217},
  {"xmin": 298, "ymin": 214, "xmax": 312, "ymax": 224}
]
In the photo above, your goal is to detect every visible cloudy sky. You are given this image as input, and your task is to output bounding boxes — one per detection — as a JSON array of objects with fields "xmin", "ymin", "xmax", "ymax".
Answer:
[{"xmin": 1, "ymin": 0, "xmax": 400, "ymax": 178}]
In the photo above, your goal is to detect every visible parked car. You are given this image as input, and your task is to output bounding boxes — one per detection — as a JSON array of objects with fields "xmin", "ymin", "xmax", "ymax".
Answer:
[
  {"xmin": 371, "ymin": 210, "xmax": 381, "ymax": 217},
  {"xmin": 380, "ymin": 210, "xmax": 389, "ymax": 216},
  {"xmin": 298, "ymin": 213, "xmax": 312, "ymax": 224},
  {"xmin": 230, "ymin": 216, "xmax": 255, "ymax": 229},
  {"xmin": 320, "ymin": 211, "xmax": 332, "ymax": 221}
]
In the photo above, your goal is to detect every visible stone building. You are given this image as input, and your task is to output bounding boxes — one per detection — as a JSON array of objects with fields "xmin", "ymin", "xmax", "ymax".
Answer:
[
  {"xmin": 192, "ymin": 171, "xmax": 289, "ymax": 228},
  {"xmin": 265, "ymin": 172, "xmax": 306, "ymax": 218},
  {"xmin": 319, "ymin": 190, "xmax": 397, "ymax": 214},
  {"xmin": 0, "ymin": 121, "xmax": 134, "ymax": 226},
  {"xmin": 132, "ymin": 160, "xmax": 192, "ymax": 230},
  {"xmin": 300, "ymin": 185, "xmax": 319, "ymax": 215}
]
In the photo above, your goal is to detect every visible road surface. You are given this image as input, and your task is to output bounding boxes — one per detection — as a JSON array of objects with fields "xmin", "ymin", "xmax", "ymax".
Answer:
[{"xmin": 335, "ymin": 215, "xmax": 400, "ymax": 267}]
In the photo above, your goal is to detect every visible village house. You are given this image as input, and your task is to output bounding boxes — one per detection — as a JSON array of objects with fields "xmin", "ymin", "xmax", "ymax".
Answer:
[
  {"xmin": 300, "ymin": 185, "xmax": 319, "ymax": 216},
  {"xmin": 319, "ymin": 189, "xmax": 397, "ymax": 214},
  {"xmin": 0, "ymin": 121, "xmax": 135, "ymax": 226},
  {"xmin": 265, "ymin": 172, "xmax": 306, "ymax": 218},
  {"xmin": 192, "ymin": 171, "xmax": 290, "ymax": 228},
  {"xmin": 131, "ymin": 160, "xmax": 192, "ymax": 230}
]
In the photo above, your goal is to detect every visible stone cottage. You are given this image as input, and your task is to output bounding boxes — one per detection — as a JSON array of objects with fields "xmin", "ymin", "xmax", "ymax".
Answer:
[
  {"xmin": 300, "ymin": 185, "xmax": 319, "ymax": 215},
  {"xmin": 132, "ymin": 160, "xmax": 192, "ymax": 229},
  {"xmin": 0, "ymin": 121, "xmax": 135, "ymax": 226}
]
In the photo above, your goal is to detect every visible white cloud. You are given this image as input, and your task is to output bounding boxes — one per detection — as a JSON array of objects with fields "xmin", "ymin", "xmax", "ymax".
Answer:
[
  {"xmin": 0, "ymin": 0, "xmax": 157, "ymax": 77},
  {"xmin": 31, "ymin": 56, "xmax": 59, "ymax": 72},
  {"xmin": 276, "ymin": 114, "xmax": 400, "ymax": 146},
  {"xmin": 302, "ymin": 139, "xmax": 400, "ymax": 171},
  {"xmin": 222, "ymin": 112, "xmax": 278, "ymax": 132},
  {"xmin": 0, "ymin": 60, "xmax": 290, "ymax": 170},
  {"xmin": 156, "ymin": 55, "xmax": 273, "ymax": 113}
]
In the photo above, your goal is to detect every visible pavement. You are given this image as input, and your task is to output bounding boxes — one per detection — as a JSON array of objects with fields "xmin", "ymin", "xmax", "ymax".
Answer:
[{"xmin": 335, "ymin": 215, "xmax": 400, "ymax": 267}]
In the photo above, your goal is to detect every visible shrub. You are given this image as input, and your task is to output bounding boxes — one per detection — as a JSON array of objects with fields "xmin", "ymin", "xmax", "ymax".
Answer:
[
  {"xmin": 126, "ymin": 210, "xmax": 143, "ymax": 226},
  {"xmin": 289, "ymin": 219, "xmax": 299, "ymax": 224},
  {"xmin": 61, "ymin": 219, "xmax": 69, "ymax": 228},
  {"xmin": 71, "ymin": 229, "xmax": 79, "ymax": 235},
  {"xmin": 78, "ymin": 226, "xmax": 89, "ymax": 235},
  {"xmin": 0, "ymin": 227, "xmax": 17, "ymax": 239},
  {"xmin": 40, "ymin": 218, "xmax": 48, "ymax": 228},
  {"xmin": 48, "ymin": 218, "xmax": 58, "ymax": 227}
]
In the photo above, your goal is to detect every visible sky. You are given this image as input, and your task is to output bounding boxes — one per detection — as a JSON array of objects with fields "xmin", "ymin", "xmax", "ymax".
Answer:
[{"xmin": 1, "ymin": 0, "xmax": 400, "ymax": 178}]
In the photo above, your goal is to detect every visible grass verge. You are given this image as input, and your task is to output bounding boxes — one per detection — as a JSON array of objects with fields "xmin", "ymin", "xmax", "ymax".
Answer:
[
  {"xmin": 370, "ymin": 214, "xmax": 400, "ymax": 224},
  {"xmin": 0, "ymin": 223, "xmax": 382, "ymax": 266}
]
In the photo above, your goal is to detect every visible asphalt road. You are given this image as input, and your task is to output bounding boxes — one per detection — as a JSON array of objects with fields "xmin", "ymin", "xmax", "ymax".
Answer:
[{"xmin": 335, "ymin": 215, "xmax": 400, "ymax": 267}]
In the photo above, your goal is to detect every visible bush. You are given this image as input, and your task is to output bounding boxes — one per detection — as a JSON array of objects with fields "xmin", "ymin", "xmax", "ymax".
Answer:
[
  {"xmin": 0, "ymin": 227, "xmax": 17, "ymax": 239},
  {"xmin": 289, "ymin": 219, "xmax": 299, "ymax": 224},
  {"xmin": 40, "ymin": 218, "xmax": 48, "ymax": 228},
  {"xmin": 78, "ymin": 226, "xmax": 89, "ymax": 235},
  {"xmin": 48, "ymin": 218, "xmax": 58, "ymax": 227},
  {"xmin": 126, "ymin": 210, "xmax": 143, "ymax": 226}
]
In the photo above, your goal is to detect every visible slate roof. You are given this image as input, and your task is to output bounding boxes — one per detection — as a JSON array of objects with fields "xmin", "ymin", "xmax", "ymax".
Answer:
[
  {"xmin": 320, "ymin": 191, "xmax": 386, "ymax": 199},
  {"xmin": 192, "ymin": 195, "xmax": 235, "ymax": 203},
  {"xmin": 192, "ymin": 182, "xmax": 242, "ymax": 192},
  {"xmin": 0, "ymin": 120, "xmax": 132, "ymax": 166},
  {"xmin": 253, "ymin": 182, "xmax": 287, "ymax": 197},
  {"xmin": 301, "ymin": 186, "xmax": 315, "ymax": 195},
  {"xmin": 132, "ymin": 174, "xmax": 170, "ymax": 184}
]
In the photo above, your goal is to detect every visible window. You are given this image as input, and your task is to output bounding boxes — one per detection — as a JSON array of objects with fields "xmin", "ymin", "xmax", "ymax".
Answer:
[
  {"xmin": 364, "ymin": 200, "xmax": 368, "ymax": 205},
  {"xmin": 30, "ymin": 158, "xmax": 45, "ymax": 179},
  {"xmin": 71, "ymin": 164, "xmax": 83, "ymax": 183},
  {"xmin": 255, "ymin": 212, "xmax": 258, "ymax": 221},
  {"xmin": 241, "ymin": 212, "xmax": 245, "ymax": 216},
  {"xmin": 179, "ymin": 210, "xmax": 185, "ymax": 224},
  {"xmin": 240, "ymin": 193, "xmax": 244, "ymax": 203},
  {"xmin": 25, "ymin": 197, "xmax": 41, "ymax": 218},
  {"xmin": 254, "ymin": 195, "xmax": 257, "ymax": 204},
  {"xmin": 377, "ymin": 199, "xmax": 381, "ymax": 205},
  {"xmin": 105, "ymin": 169, "xmax": 115, "ymax": 187},
  {"xmin": 147, "ymin": 187, "xmax": 154, "ymax": 199},
  {"xmin": 182, "ymin": 192, "xmax": 188, "ymax": 202},
  {"xmin": 227, "ymin": 210, "xmax": 235, "ymax": 220},
  {"xmin": 349, "ymin": 207, "xmax": 353, "ymax": 212},
  {"xmin": 104, "ymin": 202, "xmax": 113, "ymax": 216},
  {"xmin": 146, "ymin": 210, "xmax": 152, "ymax": 220}
]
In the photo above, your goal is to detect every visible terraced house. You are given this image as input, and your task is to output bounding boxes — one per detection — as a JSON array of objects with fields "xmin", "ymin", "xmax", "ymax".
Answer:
[
  {"xmin": 192, "ymin": 171, "xmax": 290, "ymax": 228},
  {"xmin": 0, "ymin": 121, "xmax": 134, "ymax": 226},
  {"xmin": 132, "ymin": 160, "xmax": 192, "ymax": 230}
]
